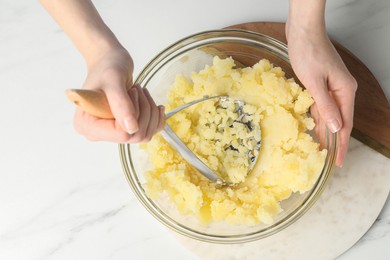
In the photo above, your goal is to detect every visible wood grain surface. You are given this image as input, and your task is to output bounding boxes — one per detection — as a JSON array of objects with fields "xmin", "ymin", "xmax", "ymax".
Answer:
[{"xmin": 226, "ymin": 22, "xmax": 390, "ymax": 158}]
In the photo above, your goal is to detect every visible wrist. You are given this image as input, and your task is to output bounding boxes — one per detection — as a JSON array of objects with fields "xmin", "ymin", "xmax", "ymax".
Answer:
[
  {"xmin": 40, "ymin": 0, "xmax": 125, "ymax": 68},
  {"xmin": 286, "ymin": 0, "xmax": 327, "ymax": 41},
  {"xmin": 81, "ymin": 25, "xmax": 125, "ymax": 68},
  {"xmin": 86, "ymin": 44, "xmax": 132, "ymax": 74}
]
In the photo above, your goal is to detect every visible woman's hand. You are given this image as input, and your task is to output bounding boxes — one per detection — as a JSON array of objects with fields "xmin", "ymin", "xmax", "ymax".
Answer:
[
  {"xmin": 74, "ymin": 47, "xmax": 165, "ymax": 143},
  {"xmin": 40, "ymin": 0, "xmax": 165, "ymax": 143},
  {"xmin": 286, "ymin": 14, "xmax": 357, "ymax": 167}
]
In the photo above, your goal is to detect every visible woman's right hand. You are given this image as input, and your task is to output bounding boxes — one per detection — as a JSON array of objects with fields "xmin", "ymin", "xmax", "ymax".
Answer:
[
  {"xmin": 74, "ymin": 47, "xmax": 165, "ymax": 143},
  {"xmin": 40, "ymin": 0, "xmax": 165, "ymax": 143}
]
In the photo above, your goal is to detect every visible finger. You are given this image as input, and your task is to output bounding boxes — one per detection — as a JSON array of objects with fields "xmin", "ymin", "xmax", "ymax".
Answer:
[
  {"xmin": 335, "ymin": 127, "xmax": 351, "ymax": 167},
  {"xmin": 334, "ymin": 111, "xmax": 352, "ymax": 167},
  {"xmin": 128, "ymin": 87, "xmax": 139, "ymax": 119},
  {"xmin": 157, "ymin": 105, "xmax": 166, "ymax": 132},
  {"xmin": 310, "ymin": 103, "xmax": 327, "ymax": 149},
  {"xmin": 74, "ymin": 109, "xmax": 131, "ymax": 143},
  {"xmin": 105, "ymin": 83, "xmax": 139, "ymax": 135},
  {"xmin": 307, "ymin": 78, "xmax": 343, "ymax": 134},
  {"xmin": 128, "ymin": 85, "xmax": 151, "ymax": 143},
  {"xmin": 143, "ymin": 88, "xmax": 160, "ymax": 141},
  {"xmin": 333, "ymin": 84, "xmax": 356, "ymax": 167}
]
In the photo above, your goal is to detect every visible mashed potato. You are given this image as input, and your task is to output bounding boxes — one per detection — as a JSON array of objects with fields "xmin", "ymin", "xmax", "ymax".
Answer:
[{"xmin": 143, "ymin": 56, "xmax": 327, "ymax": 225}]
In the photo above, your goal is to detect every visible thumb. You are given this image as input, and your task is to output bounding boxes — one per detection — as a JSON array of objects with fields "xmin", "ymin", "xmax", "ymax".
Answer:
[
  {"xmin": 308, "ymin": 80, "xmax": 342, "ymax": 134},
  {"xmin": 105, "ymin": 85, "xmax": 139, "ymax": 134}
]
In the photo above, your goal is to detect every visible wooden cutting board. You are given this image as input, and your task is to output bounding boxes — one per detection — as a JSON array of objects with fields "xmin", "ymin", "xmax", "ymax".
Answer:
[{"xmin": 225, "ymin": 22, "xmax": 390, "ymax": 158}]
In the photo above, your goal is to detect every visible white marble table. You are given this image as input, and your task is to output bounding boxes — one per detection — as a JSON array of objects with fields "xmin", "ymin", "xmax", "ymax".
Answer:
[{"xmin": 1, "ymin": 0, "xmax": 389, "ymax": 259}]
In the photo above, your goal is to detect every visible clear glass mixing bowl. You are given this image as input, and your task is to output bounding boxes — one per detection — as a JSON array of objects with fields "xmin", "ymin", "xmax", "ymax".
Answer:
[{"xmin": 119, "ymin": 30, "xmax": 337, "ymax": 243}]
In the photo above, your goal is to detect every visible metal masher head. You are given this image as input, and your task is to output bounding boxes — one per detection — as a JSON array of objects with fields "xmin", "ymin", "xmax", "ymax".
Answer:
[{"xmin": 161, "ymin": 95, "xmax": 261, "ymax": 186}]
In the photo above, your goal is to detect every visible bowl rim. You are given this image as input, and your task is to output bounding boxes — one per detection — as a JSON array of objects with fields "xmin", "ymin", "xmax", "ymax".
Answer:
[
  {"xmin": 136, "ymin": 29, "xmax": 291, "ymax": 88},
  {"xmin": 119, "ymin": 29, "xmax": 338, "ymax": 243}
]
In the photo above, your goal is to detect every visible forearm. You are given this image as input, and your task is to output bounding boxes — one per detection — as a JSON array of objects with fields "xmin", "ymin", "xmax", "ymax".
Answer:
[
  {"xmin": 40, "ymin": 0, "xmax": 122, "ymax": 67},
  {"xmin": 287, "ymin": 0, "xmax": 327, "ymax": 39}
]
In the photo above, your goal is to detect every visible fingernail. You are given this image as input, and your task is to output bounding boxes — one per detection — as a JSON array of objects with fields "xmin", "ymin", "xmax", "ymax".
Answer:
[
  {"xmin": 159, "ymin": 105, "xmax": 165, "ymax": 114},
  {"xmin": 123, "ymin": 117, "xmax": 139, "ymax": 134},
  {"xmin": 327, "ymin": 119, "xmax": 341, "ymax": 133}
]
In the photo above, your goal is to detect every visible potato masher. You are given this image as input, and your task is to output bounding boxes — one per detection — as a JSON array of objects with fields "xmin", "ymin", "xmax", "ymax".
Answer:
[{"xmin": 65, "ymin": 89, "xmax": 261, "ymax": 186}]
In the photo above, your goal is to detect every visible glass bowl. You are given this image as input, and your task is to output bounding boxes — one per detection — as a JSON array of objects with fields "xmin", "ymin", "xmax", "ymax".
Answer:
[{"xmin": 119, "ymin": 30, "xmax": 337, "ymax": 243}]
